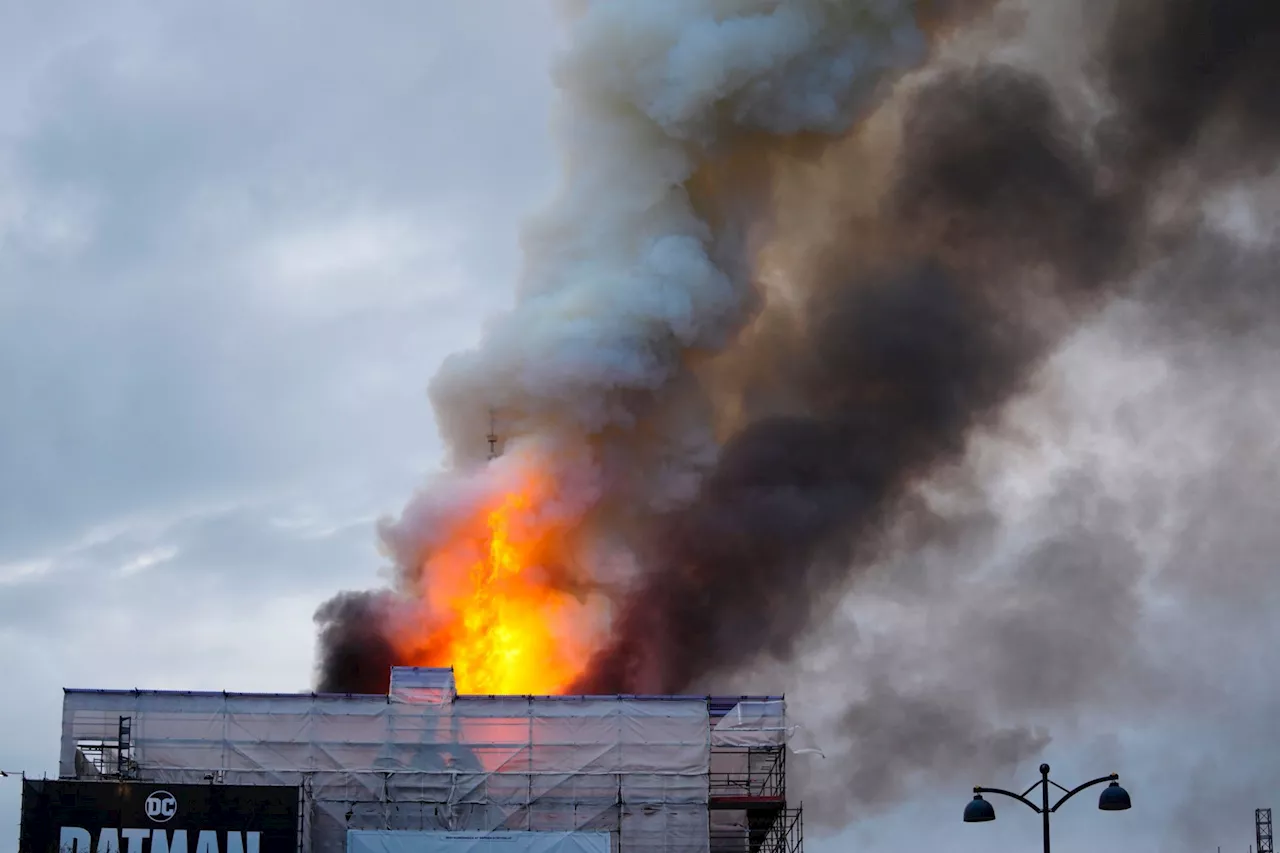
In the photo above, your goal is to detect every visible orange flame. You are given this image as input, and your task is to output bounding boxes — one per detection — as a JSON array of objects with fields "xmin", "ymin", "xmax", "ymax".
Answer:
[{"xmin": 393, "ymin": 467, "xmax": 596, "ymax": 695}]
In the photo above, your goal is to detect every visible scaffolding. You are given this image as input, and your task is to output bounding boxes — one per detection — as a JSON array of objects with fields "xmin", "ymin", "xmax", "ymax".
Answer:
[{"xmin": 58, "ymin": 668, "xmax": 801, "ymax": 853}]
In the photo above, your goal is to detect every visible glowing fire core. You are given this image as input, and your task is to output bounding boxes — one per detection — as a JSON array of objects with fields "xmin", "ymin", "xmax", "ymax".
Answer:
[{"xmin": 392, "ymin": 470, "xmax": 595, "ymax": 695}]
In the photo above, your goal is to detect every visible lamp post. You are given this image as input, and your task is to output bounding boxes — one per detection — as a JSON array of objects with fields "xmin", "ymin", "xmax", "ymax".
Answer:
[{"xmin": 963, "ymin": 763, "xmax": 1131, "ymax": 853}]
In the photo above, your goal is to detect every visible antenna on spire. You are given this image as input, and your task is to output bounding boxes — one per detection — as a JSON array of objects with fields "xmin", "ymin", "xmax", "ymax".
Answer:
[{"xmin": 486, "ymin": 409, "xmax": 499, "ymax": 460}]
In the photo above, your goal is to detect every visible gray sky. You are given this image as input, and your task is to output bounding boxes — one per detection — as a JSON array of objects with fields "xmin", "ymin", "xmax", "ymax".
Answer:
[
  {"xmin": 0, "ymin": 4, "xmax": 1270, "ymax": 853},
  {"xmin": 0, "ymin": 1, "xmax": 557, "ymax": 846}
]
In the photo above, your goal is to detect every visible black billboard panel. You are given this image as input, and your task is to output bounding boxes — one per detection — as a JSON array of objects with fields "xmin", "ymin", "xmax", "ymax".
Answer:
[{"xmin": 19, "ymin": 780, "xmax": 300, "ymax": 853}]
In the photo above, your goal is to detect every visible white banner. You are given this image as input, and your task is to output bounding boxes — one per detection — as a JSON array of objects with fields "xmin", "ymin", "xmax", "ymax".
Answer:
[{"xmin": 348, "ymin": 831, "xmax": 611, "ymax": 853}]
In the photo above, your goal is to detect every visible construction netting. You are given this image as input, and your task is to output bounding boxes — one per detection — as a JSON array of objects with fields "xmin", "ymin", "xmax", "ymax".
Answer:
[{"xmin": 59, "ymin": 676, "xmax": 716, "ymax": 853}]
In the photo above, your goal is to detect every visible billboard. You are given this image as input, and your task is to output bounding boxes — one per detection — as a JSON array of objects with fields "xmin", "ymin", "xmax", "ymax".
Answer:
[{"xmin": 19, "ymin": 780, "xmax": 301, "ymax": 853}]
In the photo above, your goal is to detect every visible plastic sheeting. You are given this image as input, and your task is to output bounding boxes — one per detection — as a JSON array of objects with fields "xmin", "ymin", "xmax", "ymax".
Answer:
[
  {"xmin": 347, "ymin": 830, "xmax": 610, "ymax": 853},
  {"xmin": 709, "ymin": 701, "xmax": 786, "ymax": 748},
  {"xmin": 389, "ymin": 668, "xmax": 457, "ymax": 706},
  {"xmin": 60, "ymin": 688, "xmax": 712, "ymax": 853}
]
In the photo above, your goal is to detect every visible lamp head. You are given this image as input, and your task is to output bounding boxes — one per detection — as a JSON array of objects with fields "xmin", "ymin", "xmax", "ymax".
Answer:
[
  {"xmin": 964, "ymin": 794, "xmax": 996, "ymax": 823},
  {"xmin": 1098, "ymin": 780, "xmax": 1132, "ymax": 812}
]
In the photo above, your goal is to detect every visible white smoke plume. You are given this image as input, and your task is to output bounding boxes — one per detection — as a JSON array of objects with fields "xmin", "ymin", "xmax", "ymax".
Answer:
[{"xmin": 426, "ymin": 0, "xmax": 929, "ymax": 497}]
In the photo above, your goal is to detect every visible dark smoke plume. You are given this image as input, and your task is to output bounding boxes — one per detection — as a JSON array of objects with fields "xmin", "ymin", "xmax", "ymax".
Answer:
[
  {"xmin": 573, "ymin": 62, "xmax": 1123, "ymax": 695},
  {"xmin": 572, "ymin": 0, "xmax": 1280, "ymax": 698},
  {"xmin": 1102, "ymin": 0, "xmax": 1280, "ymax": 183},
  {"xmin": 314, "ymin": 591, "xmax": 397, "ymax": 694}
]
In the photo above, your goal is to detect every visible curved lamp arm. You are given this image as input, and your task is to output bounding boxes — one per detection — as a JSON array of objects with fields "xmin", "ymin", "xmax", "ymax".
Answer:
[
  {"xmin": 973, "ymin": 785, "xmax": 1042, "ymax": 814},
  {"xmin": 1049, "ymin": 774, "xmax": 1119, "ymax": 813}
]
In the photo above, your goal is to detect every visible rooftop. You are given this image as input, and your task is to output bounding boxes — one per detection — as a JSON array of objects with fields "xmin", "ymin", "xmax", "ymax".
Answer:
[{"xmin": 62, "ymin": 665, "xmax": 783, "ymax": 719}]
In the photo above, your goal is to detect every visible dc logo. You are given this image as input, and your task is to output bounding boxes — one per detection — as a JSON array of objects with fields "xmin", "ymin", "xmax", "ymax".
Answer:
[{"xmin": 145, "ymin": 791, "xmax": 177, "ymax": 823}]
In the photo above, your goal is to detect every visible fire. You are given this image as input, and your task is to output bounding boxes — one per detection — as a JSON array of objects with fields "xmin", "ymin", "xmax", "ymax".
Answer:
[{"xmin": 393, "ymin": 466, "xmax": 595, "ymax": 695}]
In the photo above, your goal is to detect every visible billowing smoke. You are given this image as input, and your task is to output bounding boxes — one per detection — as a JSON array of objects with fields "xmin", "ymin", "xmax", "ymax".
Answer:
[
  {"xmin": 314, "ymin": 591, "xmax": 398, "ymax": 694},
  {"xmin": 572, "ymin": 0, "xmax": 1280, "ymax": 691},
  {"xmin": 316, "ymin": 0, "xmax": 945, "ymax": 693},
  {"xmin": 316, "ymin": 0, "xmax": 1280, "ymax": 844},
  {"xmin": 571, "ymin": 61, "xmax": 1128, "ymax": 694}
]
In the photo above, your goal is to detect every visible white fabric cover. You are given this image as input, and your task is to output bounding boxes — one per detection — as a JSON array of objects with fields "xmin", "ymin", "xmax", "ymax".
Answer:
[
  {"xmin": 709, "ymin": 701, "xmax": 786, "ymax": 748},
  {"xmin": 347, "ymin": 830, "xmax": 610, "ymax": 853},
  {"xmin": 389, "ymin": 668, "xmax": 457, "ymax": 706},
  {"xmin": 60, "ymin": 691, "xmax": 712, "ymax": 853}
]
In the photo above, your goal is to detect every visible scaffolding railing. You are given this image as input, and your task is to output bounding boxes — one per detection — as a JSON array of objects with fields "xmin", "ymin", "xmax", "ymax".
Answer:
[
  {"xmin": 709, "ymin": 747, "xmax": 785, "ymax": 802},
  {"xmin": 709, "ymin": 808, "xmax": 802, "ymax": 853}
]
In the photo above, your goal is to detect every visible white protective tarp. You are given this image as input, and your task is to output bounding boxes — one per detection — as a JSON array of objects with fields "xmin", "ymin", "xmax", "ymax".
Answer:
[
  {"xmin": 60, "ymin": 688, "xmax": 712, "ymax": 853},
  {"xmin": 709, "ymin": 701, "xmax": 786, "ymax": 748},
  {"xmin": 347, "ymin": 830, "xmax": 610, "ymax": 853},
  {"xmin": 389, "ymin": 667, "xmax": 457, "ymax": 706}
]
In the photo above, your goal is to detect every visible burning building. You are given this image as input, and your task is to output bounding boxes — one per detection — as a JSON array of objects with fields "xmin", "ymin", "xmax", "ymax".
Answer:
[
  {"xmin": 27, "ymin": 2, "xmax": 1280, "ymax": 849},
  {"xmin": 22, "ymin": 667, "xmax": 801, "ymax": 853}
]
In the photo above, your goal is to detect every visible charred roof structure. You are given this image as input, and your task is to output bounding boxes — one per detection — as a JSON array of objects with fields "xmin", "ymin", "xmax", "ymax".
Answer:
[{"xmin": 49, "ymin": 667, "xmax": 801, "ymax": 853}]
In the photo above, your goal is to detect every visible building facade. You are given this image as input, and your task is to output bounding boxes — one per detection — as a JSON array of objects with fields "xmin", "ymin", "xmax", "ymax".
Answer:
[{"xmin": 39, "ymin": 668, "xmax": 801, "ymax": 853}]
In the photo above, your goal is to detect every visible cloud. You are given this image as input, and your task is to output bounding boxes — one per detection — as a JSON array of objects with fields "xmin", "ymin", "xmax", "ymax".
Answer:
[
  {"xmin": 0, "ymin": 2, "xmax": 558, "ymax": 850},
  {"xmin": 0, "ymin": 1, "xmax": 560, "ymax": 560}
]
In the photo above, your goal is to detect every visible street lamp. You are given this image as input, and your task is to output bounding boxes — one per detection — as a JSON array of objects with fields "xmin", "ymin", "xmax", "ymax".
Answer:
[{"xmin": 964, "ymin": 763, "xmax": 1131, "ymax": 853}]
